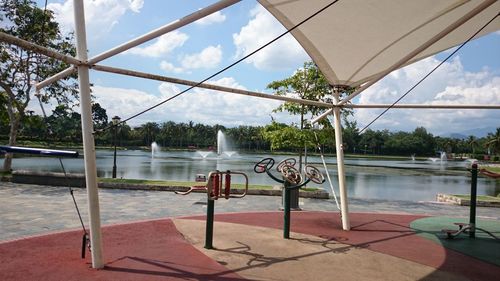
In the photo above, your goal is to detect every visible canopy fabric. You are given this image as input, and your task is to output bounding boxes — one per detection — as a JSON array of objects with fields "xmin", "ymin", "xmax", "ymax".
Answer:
[{"xmin": 258, "ymin": 0, "xmax": 500, "ymax": 88}]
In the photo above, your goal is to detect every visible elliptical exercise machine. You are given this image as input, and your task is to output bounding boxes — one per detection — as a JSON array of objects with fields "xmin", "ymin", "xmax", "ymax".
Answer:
[{"xmin": 254, "ymin": 157, "xmax": 325, "ymax": 238}]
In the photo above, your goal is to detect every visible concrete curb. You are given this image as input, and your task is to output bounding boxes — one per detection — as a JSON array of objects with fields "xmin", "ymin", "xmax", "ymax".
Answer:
[
  {"xmin": 436, "ymin": 193, "xmax": 500, "ymax": 208},
  {"xmin": 11, "ymin": 170, "xmax": 330, "ymax": 199}
]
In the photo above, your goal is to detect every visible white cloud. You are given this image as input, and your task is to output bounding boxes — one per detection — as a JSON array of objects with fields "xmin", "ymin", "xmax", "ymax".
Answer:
[
  {"xmin": 157, "ymin": 77, "xmax": 283, "ymax": 126},
  {"xmin": 159, "ymin": 45, "xmax": 223, "ymax": 73},
  {"xmin": 126, "ymin": 31, "xmax": 189, "ymax": 57},
  {"xmin": 194, "ymin": 11, "xmax": 226, "ymax": 25},
  {"xmin": 181, "ymin": 45, "xmax": 222, "ymax": 69},
  {"xmin": 160, "ymin": 61, "xmax": 185, "ymax": 74},
  {"xmin": 91, "ymin": 78, "xmax": 286, "ymax": 127},
  {"xmin": 233, "ymin": 5, "xmax": 309, "ymax": 71},
  {"xmin": 47, "ymin": 0, "xmax": 144, "ymax": 38},
  {"xmin": 129, "ymin": 0, "xmax": 144, "ymax": 13},
  {"xmin": 90, "ymin": 85, "xmax": 161, "ymax": 125},
  {"xmin": 355, "ymin": 56, "xmax": 500, "ymax": 135}
]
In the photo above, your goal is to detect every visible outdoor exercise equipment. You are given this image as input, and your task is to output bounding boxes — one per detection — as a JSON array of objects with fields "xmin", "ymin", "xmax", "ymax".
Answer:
[
  {"xmin": 254, "ymin": 157, "xmax": 325, "ymax": 239},
  {"xmin": 0, "ymin": 145, "xmax": 92, "ymax": 257},
  {"xmin": 175, "ymin": 170, "xmax": 248, "ymax": 249},
  {"xmin": 174, "ymin": 174, "xmax": 209, "ymax": 195},
  {"xmin": 442, "ymin": 163, "xmax": 499, "ymax": 240},
  {"xmin": 479, "ymin": 168, "xmax": 500, "ymax": 179}
]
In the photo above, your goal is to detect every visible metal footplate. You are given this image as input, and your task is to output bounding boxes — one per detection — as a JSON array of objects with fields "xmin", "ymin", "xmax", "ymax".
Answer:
[{"xmin": 442, "ymin": 223, "xmax": 499, "ymax": 240}]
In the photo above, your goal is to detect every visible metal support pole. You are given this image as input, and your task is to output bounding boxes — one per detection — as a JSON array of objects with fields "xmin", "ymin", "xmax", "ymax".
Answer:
[
  {"xmin": 205, "ymin": 199, "xmax": 215, "ymax": 249},
  {"xmin": 333, "ymin": 87, "xmax": 350, "ymax": 230},
  {"xmin": 90, "ymin": 65, "xmax": 500, "ymax": 110},
  {"xmin": 73, "ymin": 0, "xmax": 104, "ymax": 268},
  {"xmin": 283, "ymin": 182, "xmax": 291, "ymax": 239},
  {"xmin": 36, "ymin": 0, "xmax": 241, "ymax": 89},
  {"xmin": 470, "ymin": 163, "xmax": 478, "ymax": 238},
  {"xmin": 91, "ymin": 65, "xmax": 332, "ymax": 108},
  {"xmin": 112, "ymin": 126, "xmax": 117, "ymax": 178}
]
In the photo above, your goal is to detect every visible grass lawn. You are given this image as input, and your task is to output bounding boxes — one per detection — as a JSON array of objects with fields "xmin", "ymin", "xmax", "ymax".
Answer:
[
  {"xmin": 453, "ymin": 194, "xmax": 500, "ymax": 201},
  {"xmin": 99, "ymin": 178, "xmax": 322, "ymax": 192},
  {"xmin": 481, "ymin": 166, "xmax": 500, "ymax": 173},
  {"xmin": 99, "ymin": 178, "xmax": 275, "ymax": 190}
]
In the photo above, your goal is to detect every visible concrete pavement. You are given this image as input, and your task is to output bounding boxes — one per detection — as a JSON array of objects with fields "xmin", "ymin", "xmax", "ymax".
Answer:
[{"xmin": 1, "ymin": 181, "xmax": 499, "ymax": 241}]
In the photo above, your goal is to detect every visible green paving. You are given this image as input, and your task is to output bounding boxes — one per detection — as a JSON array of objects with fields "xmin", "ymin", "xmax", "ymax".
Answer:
[{"xmin": 411, "ymin": 216, "xmax": 500, "ymax": 266}]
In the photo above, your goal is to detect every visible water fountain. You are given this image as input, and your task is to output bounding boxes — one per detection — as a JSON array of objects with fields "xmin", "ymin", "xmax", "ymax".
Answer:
[
  {"xmin": 223, "ymin": 151, "xmax": 237, "ymax": 157},
  {"xmin": 411, "ymin": 154, "xmax": 415, "ymax": 161},
  {"xmin": 440, "ymin": 151, "xmax": 447, "ymax": 162},
  {"xmin": 151, "ymin": 142, "xmax": 160, "ymax": 158},
  {"xmin": 197, "ymin": 151, "xmax": 213, "ymax": 158},
  {"xmin": 217, "ymin": 130, "xmax": 237, "ymax": 157},
  {"xmin": 217, "ymin": 130, "xmax": 226, "ymax": 155}
]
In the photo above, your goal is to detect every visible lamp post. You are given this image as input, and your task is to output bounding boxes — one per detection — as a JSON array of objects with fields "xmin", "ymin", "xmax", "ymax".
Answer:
[{"xmin": 112, "ymin": 115, "xmax": 120, "ymax": 178}]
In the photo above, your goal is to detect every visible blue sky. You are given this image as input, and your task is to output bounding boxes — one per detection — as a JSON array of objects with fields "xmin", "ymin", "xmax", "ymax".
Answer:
[{"xmin": 33, "ymin": 0, "xmax": 500, "ymax": 136}]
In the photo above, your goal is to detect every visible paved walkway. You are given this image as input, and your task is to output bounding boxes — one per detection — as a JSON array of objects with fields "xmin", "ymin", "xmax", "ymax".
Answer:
[{"xmin": 1, "ymin": 182, "xmax": 499, "ymax": 241}]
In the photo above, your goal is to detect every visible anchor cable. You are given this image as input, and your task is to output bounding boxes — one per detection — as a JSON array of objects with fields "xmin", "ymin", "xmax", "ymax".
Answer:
[
  {"xmin": 58, "ymin": 159, "xmax": 88, "ymax": 233},
  {"xmin": 313, "ymin": 130, "xmax": 341, "ymax": 211},
  {"xmin": 34, "ymin": 0, "xmax": 90, "ymax": 256}
]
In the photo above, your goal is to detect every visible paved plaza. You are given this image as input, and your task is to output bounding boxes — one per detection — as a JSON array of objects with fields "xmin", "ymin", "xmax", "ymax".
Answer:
[{"xmin": 1, "ymin": 181, "xmax": 499, "ymax": 241}]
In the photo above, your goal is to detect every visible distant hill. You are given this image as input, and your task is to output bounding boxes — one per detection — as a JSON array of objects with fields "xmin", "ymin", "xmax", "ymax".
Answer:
[{"xmin": 441, "ymin": 126, "xmax": 497, "ymax": 139}]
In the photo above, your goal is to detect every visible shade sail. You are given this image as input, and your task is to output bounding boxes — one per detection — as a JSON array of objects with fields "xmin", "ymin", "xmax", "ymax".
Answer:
[{"xmin": 258, "ymin": 0, "xmax": 500, "ymax": 88}]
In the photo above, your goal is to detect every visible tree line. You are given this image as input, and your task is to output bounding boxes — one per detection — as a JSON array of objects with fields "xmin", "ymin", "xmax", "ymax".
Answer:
[{"xmin": 2, "ymin": 103, "xmax": 499, "ymax": 160}]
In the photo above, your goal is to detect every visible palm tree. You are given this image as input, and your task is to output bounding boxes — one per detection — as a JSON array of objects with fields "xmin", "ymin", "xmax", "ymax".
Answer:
[
  {"xmin": 138, "ymin": 122, "xmax": 160, "ymax": 146},
  {"xmin": 467, "ymin": 135, "xmax": 478, "ymax": 155},
  {"xmin": 485, "ymin": 128, "xmax": 500, "ymax": 155}
]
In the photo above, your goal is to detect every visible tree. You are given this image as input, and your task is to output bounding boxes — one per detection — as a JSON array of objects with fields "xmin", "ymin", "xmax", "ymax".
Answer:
[
  {"xmin": 0, "ymin": 91, "xmax": 9, "ymax": 134},
  {"xmin": 261, "ymin": 122, "xmax": 315, "ymax": 152},
  {"xmin": 342, "ymin": 119, "xmax": 360, "ymax": 153},
  {"xmin": 1, "ymin": 0, "xmax": 77, "ymax": 171},
  {"xmin": 486, "ymin": 128, "xmax": 500, "ymax": 155},
  {"xmin": 411, "ymin": 127, "xmax": 435, "ymax": 156},
  {"xmin": 91, "ymin": 103, "xmax": 108, "ymax": 130},
  {"xmin": 359, "ymin": 129, "xmax": 388, "ymax": 154},
  {"xmin": 47, "ymin": 104, "xmax": 81, "ymax": 142},
  {"xmin": 20, "ymin": 111, "xmax": 45, "ymax": 140},
  {"xmin": 467, "ymin": 135, "xmax": 478, "ymax": 155},
  {"xmin": 137, "ymin": 122, "xmax": 160, "ymax": 146},
  {"xmin": 268, "ymin": 61, "xmax": 352, "ymax": 167}
]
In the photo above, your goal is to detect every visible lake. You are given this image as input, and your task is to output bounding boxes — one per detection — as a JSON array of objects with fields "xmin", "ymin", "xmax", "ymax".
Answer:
[{"xmin": 7, "ymin": 149, "xmax": 499, "ymax": 202}]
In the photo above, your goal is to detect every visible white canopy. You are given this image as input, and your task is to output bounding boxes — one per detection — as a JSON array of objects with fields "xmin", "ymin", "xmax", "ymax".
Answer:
[{"xmin": 259, "ymin": 0, "xmax": 500, "ymax": 87}]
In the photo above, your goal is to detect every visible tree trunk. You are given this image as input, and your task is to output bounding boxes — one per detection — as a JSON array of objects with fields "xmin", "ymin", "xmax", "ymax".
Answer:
[
  {"xmin": 299, "ymin": 108, "xmax": 304, "ymax": 172},
  {"xmin": 3, "ymin": 115, "xmax": 20, "ymax": 171}
]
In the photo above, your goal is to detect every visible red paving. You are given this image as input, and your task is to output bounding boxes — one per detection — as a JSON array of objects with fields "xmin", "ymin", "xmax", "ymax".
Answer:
[
  {"xmin": 0, "ymin": 219, "xmax": 243, "ymax": 280},
  {"xmin": 1, "ymin": 211, "xmax": 499, "ymax": 280}
]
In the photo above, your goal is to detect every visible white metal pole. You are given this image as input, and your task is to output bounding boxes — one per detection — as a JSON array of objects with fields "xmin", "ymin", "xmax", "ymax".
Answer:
[
  {"xmin": 36, "ymin": 0, "xmax": 241, "ymax": 89},
  {"xmin": 73, "ymin": 0, "xmax": 104, "ymax": 269},
  {"xmin": 333, "ymin": 87, "xmax": 350, "ymax": 230},
  {"xmin": 346, "ymin": 104, "xmax": 500, "ymax": 109},
  {"xmin": 0, "ymin": 32, "xmax": 81, "ymax": 65},
  {"xmin": 35, "ymin": 67, "xmax": 76, "ymax": 91},
  {"xmin": 92, "ymin": 64, "xmax": 332, "ymax": 108},
  {"xmin": 88, "ymin": 0, "xmax": 240, "ymax": 65},
  {"xmin": 91, "ymin": 64, "xmax": 500, "ymax": 110}
]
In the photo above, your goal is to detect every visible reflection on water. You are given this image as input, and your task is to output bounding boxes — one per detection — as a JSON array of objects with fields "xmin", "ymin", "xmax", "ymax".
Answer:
[{"xmin": 7, "ymin": 149, "xmax": 499, "ymax": 202}]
